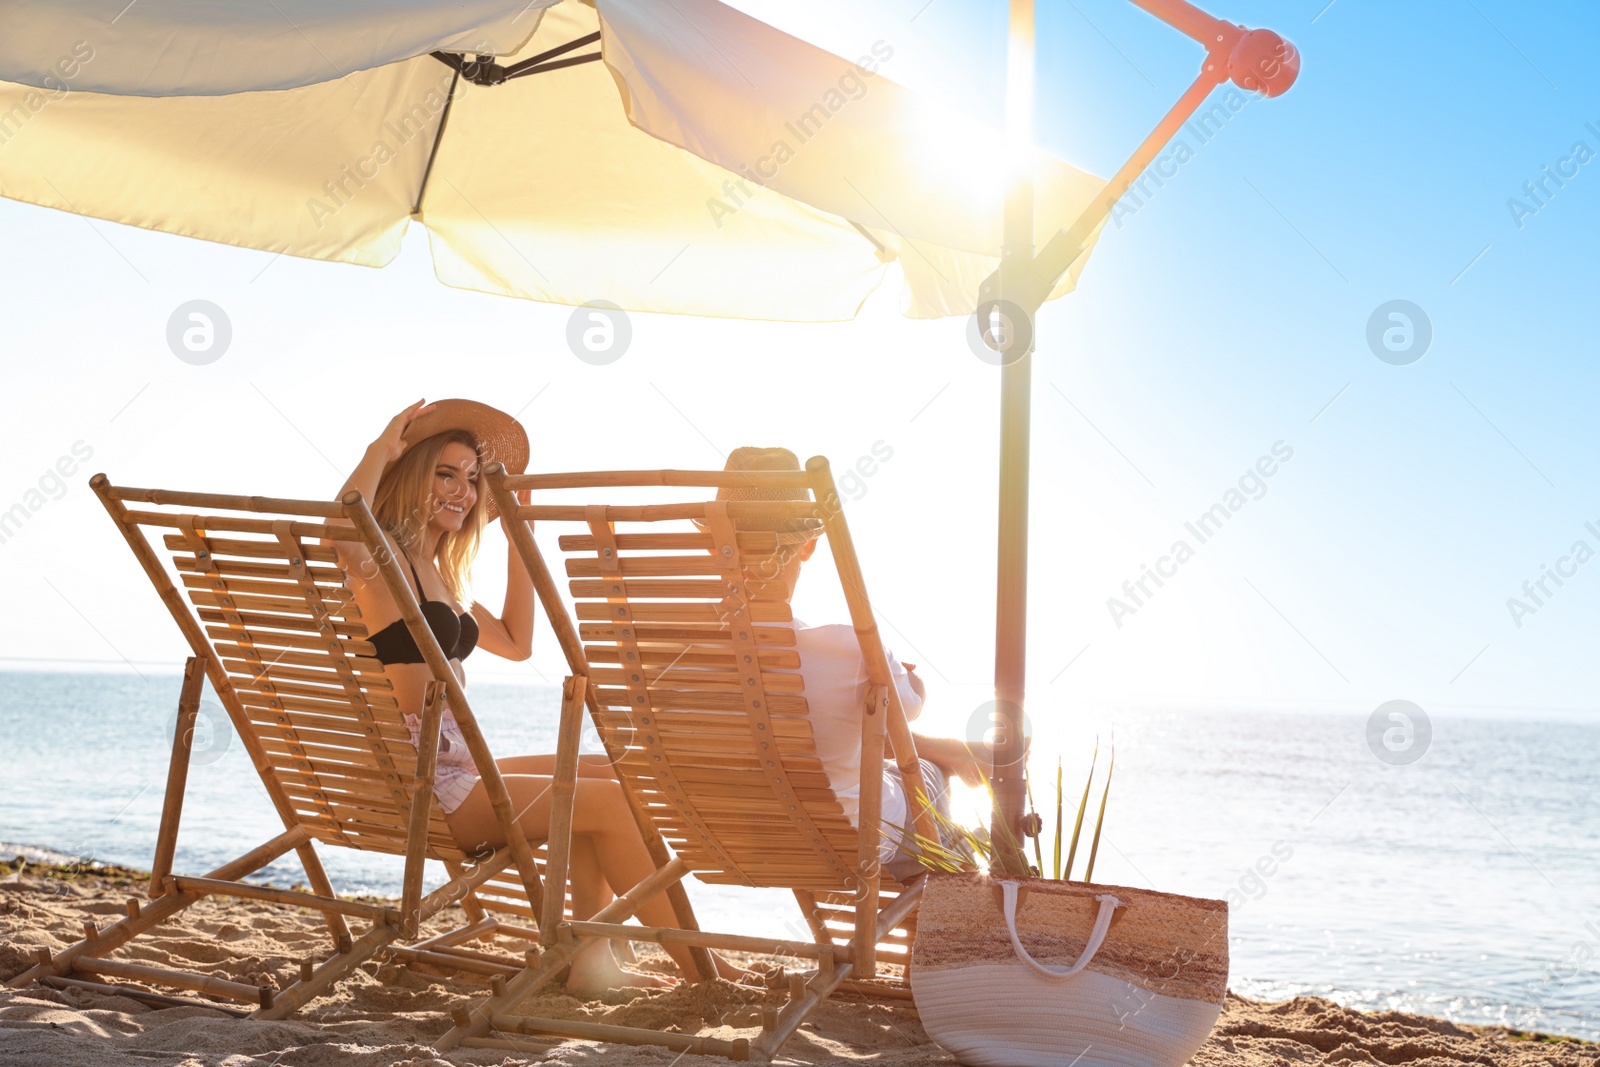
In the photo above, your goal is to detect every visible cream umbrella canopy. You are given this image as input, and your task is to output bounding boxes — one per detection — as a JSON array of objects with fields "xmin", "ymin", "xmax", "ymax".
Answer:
[
  {"xmin": 0, "ymin": 0, "xmax": 1298, "ymax": 858},
  {"xmin": 0, "ymin": 0, "xmax": 1106, "ymax": 319}
]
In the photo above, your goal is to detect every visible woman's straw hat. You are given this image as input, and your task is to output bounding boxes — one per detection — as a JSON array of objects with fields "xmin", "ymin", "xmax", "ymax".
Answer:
[
  {"xmin": 702, "ymin": 446, "xmax": 824, "ymax": 545},
  {"xmin": 401, "ymin": 398, "xmax": 528, "ymax": 520}
]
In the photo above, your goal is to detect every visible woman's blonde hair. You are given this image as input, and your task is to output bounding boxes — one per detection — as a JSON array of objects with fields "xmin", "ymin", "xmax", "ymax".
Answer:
[{"xmin": 372, "ymin": 429, "xmax": 485, "ymax": 605}]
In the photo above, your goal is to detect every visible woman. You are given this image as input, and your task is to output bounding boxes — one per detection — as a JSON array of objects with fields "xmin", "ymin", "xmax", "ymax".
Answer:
[{"xmin": 334, "ymin": 399, "xmax": 735, "ymax": 992}]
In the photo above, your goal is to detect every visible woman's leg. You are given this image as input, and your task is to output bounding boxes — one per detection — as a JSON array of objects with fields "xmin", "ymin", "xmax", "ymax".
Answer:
[
  {"xmin": 446, "ymin": 774, "xmax": 738, "ymax": 990},
  {"xmin": 560, "ymin": 783, "xmax": 747, "ymax": 982},
  {"xmin": 562, "ymin": 836, "xmax": 634, "ymax": 963},
  {"xmin": 491, "ymin": 756, "xmax": 620, "ymax": 917},
  {"xmin": 563, "ymin": 834, "xmax": 608, "ymax": 921},
  {"xmin": 496, "ymin": 753, "xmax": 618, "ymax": 779}
]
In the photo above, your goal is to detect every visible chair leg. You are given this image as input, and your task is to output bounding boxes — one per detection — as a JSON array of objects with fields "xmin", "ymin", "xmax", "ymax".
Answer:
[
  {"xmin": 256, "ymin": 847, "xmax": 514, "ymax": 1019},
  {"xmin": 791, "ymin": 889, "xmax": 834, "ymax": 947},
  {"xmin": 538, "ymin": 676, "xmax": 585, "ymax": 944},
  {"xmin": 8, "ymin": 892, "xmax": 206, "ymax": 990},
  {"xmin": 253, "ymin": 920, "xmax": 401, "ymax": 1020},
  {"xmin": 6, "ymin": 826, "xmax": 311, "ymax": 990},
  {"xmin": 400, "ymin": 681, "xmax": 446, "ymax": 939},
  {"xmin": 438, "ymin": 857, "xmax": 690, "ymax": 1051},
  {"xmin": 292, "ymin": 842, "xmax": 353, "ymax": 952},
  {"xmin": 755, "ymin": 960, "xmax": 856, "ymax": 1059},
  {"xmin": 590, "ymin": 690, "xmax": 714, "ymax": 979},
  {"xmin": 757, "ymin": 882, "xmax": 926, "ymax": 1054},
  {"xmin": 149, "ymin": 657, "xmax": 205, "ymax": 898},
  {"xmin": 443, "ymin": 861, "xmax": 490, "ymax": 925}
]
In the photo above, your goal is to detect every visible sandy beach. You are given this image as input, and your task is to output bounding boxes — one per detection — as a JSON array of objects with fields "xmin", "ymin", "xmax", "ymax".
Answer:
[
  {"xmin": 2, "ymin": 0, "xmax": 1595, "ymax": 1061},
  {"xmin": 2, "ymin": 860, "xmax": 1592, "ymax": 1067}
]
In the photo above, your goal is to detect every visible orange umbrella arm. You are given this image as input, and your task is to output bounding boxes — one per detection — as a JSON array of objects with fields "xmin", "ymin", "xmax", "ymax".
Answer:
[
  {"xmin": 984, "ymin": 1, "xmax": 1300, "ymax": 316},
  {"xmin": 1128, "ymin": 0, "xmax": 1241, "ymax": 50}
]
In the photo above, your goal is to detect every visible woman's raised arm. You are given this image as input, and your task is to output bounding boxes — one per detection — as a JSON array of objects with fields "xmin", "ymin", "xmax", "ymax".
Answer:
[
  {"xmin": 341, "ymin": 399, "xmax": 435, "ymax": 502},
  {"xmin": 471, "ymin": 497, "xmax": 535, "ymax": 661},
  {"xmin": 333, "ymin": 400, "xmax": 435, "ymax": 583}
]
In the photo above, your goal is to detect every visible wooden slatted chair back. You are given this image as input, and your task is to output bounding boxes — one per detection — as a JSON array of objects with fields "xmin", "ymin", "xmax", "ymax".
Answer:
[
  {"xmin": 111, "ymin": 490, "xmax": 471, "ymax": 862},
  {"xmin": 84, "ymin": 477, "xmax": 569, "ymax": 989},
  {"xmin": 490, "ymin": 463, "xmax": 936, "ymax": 902},
  {"xmin": 565, "ymin": 512, "xmax": 862, "ymax": 890}
]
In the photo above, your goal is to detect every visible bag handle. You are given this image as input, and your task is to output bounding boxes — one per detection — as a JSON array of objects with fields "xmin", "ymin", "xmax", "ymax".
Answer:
[{"xmin": 1001, "ymin": 881, "xmax": 1123, "ymax": 981}]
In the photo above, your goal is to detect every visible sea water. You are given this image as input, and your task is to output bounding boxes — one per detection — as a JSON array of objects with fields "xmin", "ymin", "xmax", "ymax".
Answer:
[{"xmin": 1, "ymin": 669, "xmax": 1595, "ymax": 1040}]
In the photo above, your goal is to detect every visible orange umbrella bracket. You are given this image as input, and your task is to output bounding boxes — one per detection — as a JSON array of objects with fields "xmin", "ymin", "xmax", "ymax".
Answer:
[
  {"xmin": 1130, "ymin": 0, "xmax": 1301, "ymax": 98},
  {"xmin": 981, "ymin": 0, "xmax": 1300, "ymax": 321}
]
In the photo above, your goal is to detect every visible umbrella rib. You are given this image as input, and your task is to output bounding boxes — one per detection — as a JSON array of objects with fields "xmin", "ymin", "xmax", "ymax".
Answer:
[
  {"xmin": 503, "ymin": 31, "xmax": 603, "ymax": 78},
  {"xmin": 429, "ymin": 32, "xmax": 602, "ymax": 85},
  {"xmin": 841, "ymin": 178, "xmax": 950, "ymax": 283},
  {"xmin": 506, "ymin": 53, "xmax": 603, "ymax": 78},
  {"xmin": 847, "ymin": 221, "xmax": 888, "ymax": 258},
  {"xmin": 414, "ymin": 68, "xmax": 461, "ymax": 216}
]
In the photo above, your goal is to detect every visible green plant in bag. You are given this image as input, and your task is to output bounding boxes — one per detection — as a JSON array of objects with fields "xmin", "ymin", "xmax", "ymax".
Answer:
[{"xmin": 890, "ymin": 738, "xmax": 1115, "ymax": 882}]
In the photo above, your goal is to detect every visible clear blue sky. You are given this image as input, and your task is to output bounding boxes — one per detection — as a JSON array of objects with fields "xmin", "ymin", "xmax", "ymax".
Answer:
[{"xmin": 0, "ymin": 0, "xmax": 1595, "ymax": 739}]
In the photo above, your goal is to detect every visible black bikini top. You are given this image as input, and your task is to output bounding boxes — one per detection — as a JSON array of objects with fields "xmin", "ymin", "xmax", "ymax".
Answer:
[{"xmin": 368, "ymin": 552, "xmax": 479, "ymax": 665}]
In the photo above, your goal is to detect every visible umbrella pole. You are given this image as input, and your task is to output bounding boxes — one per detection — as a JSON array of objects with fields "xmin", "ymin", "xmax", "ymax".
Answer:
[
  {"xmin": 991, "ymin": 354, "xmax": 1032, "ymax": 869},
  {"xmin": 989, "ymin": 0, "xmax": 1036, "ymax": 872},
  {"xmin": 982, "ymin": 0, "xmax": 1299, "ymax": 870}
]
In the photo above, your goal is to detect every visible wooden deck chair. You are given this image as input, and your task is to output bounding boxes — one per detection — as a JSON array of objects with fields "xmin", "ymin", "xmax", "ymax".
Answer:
[
  {"xmin": 5, "ymin": 477, "xmax": 697, "ymax": 1026},
  {"xmin": 437, "ymin": 457, "xmax": 945, "ymax": 1061}
]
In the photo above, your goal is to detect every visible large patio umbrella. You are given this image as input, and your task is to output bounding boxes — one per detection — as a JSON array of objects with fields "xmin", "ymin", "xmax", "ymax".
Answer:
[
  {"xmin": 0, "ymin": 0, "xmax": 1107, "ymax": 318},
  {"xmin": 0, "ymin": 0, "xmax": 1296, "ymax": 859}
]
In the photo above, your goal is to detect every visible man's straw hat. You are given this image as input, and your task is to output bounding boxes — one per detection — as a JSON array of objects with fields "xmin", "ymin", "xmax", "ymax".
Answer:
[{"xmin": 703, "ymin": 446, "xmax": 824, "ymax": 545}]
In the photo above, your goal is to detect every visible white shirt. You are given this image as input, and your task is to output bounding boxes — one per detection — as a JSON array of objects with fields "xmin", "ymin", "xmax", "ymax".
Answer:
[{"xmin": 790, "ymin": 621, "xmax": 923, "ymax": 834}]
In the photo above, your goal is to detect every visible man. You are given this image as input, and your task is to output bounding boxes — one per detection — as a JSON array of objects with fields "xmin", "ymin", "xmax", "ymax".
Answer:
[{"xmin": 709, "ymin": 447, "xmax": 989, "ymax": 877}]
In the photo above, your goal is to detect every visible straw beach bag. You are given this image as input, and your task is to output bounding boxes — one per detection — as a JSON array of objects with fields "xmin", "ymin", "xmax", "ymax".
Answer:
[{"xmin": 910, "ymin": 873, "xmax": 1228, "ymax": 1067}]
